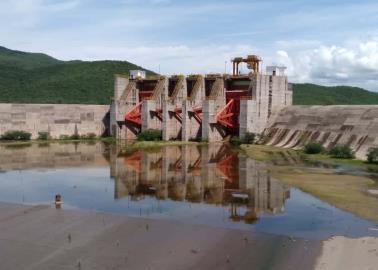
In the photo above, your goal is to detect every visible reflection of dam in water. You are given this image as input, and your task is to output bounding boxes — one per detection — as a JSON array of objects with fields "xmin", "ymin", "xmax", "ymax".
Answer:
[
  {"xmin": 0, "ymin": 141, "xmax": 290, "ymax": 225},
  {"xmin": 0, "ymin": 142, "xmax": 375, "ymax": 237},
  {"xmin": 110, "ymin": 144, "xmax": 290, "ymax": 223},
  {"xmin": 0, "ymin": 142, "xmax": 109, "ymax": 171}
]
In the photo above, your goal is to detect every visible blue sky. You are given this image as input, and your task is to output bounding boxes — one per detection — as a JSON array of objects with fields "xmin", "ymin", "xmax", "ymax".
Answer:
[{"xmin": 1, "ymin": 0, "xmax": 378, "ymax": 90}]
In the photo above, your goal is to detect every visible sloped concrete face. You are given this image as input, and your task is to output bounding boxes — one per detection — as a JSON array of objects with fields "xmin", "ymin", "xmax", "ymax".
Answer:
[
  {"xmin": 0, "ymin": 103, "xmax": 110, "ymax": 139},
  {"xmin": 142, "ymin": 100, "xmax": 161, "ymax": 132},
  {"xmin": 264, "ymin": 105, "xmax": 378, "ymax": 160},
  {"xmin": 162, "ymin": 102, "xmax": 182, "ymax": 140},
  {"xmin": 202, "ymin": 100, "xmax": 226, "ymax": 142},
  {"xmin": 182, "ymin": 100, "xmax": 201, "ymax": 141}
]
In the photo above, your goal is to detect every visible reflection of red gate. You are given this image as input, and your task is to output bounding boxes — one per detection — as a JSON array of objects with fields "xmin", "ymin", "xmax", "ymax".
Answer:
[
  {"xmin": 188, "ymin": 156, "xmax": 201, "ymax": 175},
  {"xmin": 124, "ymin": 151, "xmax": 142, "ymax": 172},
  {"xmin": 213, "ymin": 145, "xmax": 239, "ymax": 189},
  {"xmin": 216, "ymin": 153, "xmax": 238, "ymax": 185},
  {"xmin": 169, "ymin": 156, "xmax": 182, "ymax": 171}
]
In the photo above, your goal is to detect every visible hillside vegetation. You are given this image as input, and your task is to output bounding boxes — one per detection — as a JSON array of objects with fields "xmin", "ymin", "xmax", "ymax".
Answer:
[
  {"xmin": 292, "ymin": 83, "xmax": 378, "ymax": 105},
  {"xmin": 1, "ymin": 46, "xmax": 378, "ymax": 105},
  {"xmin": 0, "ymin": 46, "xmax": 60, "ymax": 70},
  {"xmin": 0, "ymin": 46, "xmax": 154, "ymax": 104}
]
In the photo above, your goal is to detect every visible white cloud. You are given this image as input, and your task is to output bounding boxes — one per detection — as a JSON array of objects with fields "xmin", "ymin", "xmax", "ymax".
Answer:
[
  {"xmin": 274, "ymin": 39, "xmax": 378, "ymax": 91},
  {"xmin": 53, "ymin": 44, "xmax": 256, "ymax": 75},
  {"xmin": 1, "ymin": 1, "xmax": 378, "ymax": 92}
]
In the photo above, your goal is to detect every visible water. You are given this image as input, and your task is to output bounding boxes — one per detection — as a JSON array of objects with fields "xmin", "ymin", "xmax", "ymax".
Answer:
[{"xmin": 0, "ymin": 142, "xmax": 377, "ymax": 239}]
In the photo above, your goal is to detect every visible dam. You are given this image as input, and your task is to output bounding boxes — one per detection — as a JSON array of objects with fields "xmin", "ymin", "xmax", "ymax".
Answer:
[{"xmin": 110, "ymin": 55, "xmax": 292, "ymax": 142}]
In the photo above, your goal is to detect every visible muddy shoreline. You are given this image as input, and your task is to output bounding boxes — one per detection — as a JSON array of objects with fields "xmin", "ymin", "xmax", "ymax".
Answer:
[{"xmin": 0, "ymin": 202, "xmax": 321, "ymax": 270}]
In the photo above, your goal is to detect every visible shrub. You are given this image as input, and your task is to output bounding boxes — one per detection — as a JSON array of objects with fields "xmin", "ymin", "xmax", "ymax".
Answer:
[
  {"xmin": 81, "ymin": 133, "xmax": 97, "ymax": 140},
  {"xmin": 243, "ymin": 132, "xmax": 256, "ymax": 144},
  {"xmin": 367, "ymin": 147, "xmax": 378, "ymax": 164},
  {"xmin": 37, "ymin": 131, "xmax": 50, "ymax": 140},
  {"xmin": 329, "ymin": 144, "xmax": 354, "ymax": 159},
  {"xmin": 137, "ymin": 129, "xmax": 162, "ymax": 141},
  {"xmin": 59, "ymin": 135, "xmax": 70, "ymax": 140},
  {"xmin": 69, "ymin": 134, "xmax": 80, "ymax": 140},
  {"xmin": 1, "ymin": 130, "xmax": 31, "ymax": 140},
  {"xmin": 304, "ymin": 142, "xmax": 325, "ymax": 154},
  {"xmin": 230, "ymin": 136, "xmax": 243, "ymax": 146},
  {"xmin": 230, "ymin": 132, "xmax": 256, "ymax": 146}
]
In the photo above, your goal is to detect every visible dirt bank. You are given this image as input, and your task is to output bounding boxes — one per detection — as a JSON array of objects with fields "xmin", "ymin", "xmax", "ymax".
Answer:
[
  {"xmin": 270, "ymin": 166, "xmax": 378, "ymax": 224},
  {"xmin": 315, "ymin": 236, "xmax": 378, "ymax": 270},
  {"xmin": 0, "ymin": 202, "xmax": 321, "ymax": 270}
]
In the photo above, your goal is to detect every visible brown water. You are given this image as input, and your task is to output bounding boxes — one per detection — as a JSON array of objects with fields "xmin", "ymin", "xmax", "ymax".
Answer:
[{"xmin": 0, "ymin": 142, "xmax": 377, "ymax": 239}]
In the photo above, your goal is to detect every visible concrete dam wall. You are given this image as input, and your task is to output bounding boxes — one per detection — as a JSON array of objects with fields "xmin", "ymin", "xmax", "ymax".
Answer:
[
  {"xmin": 264, "ymin": 105, "xmax": 378, "ymax": 160},
  {"xmin": 0, "ymin": 103, "xmax": 110, "ymax": 139}
]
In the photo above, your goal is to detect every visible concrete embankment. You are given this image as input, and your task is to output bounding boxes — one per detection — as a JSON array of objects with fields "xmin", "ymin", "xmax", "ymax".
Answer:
[
  {"xmin": 0, "ymin": 103, "xmax": 110, "ymax": 139},
  {"xmin": 0, "ymin": 202, "xmax": 320, "ymax": 270},
  {"xmin": 264, "ymin": 105, "xmax": 378, "ymax": 160}
]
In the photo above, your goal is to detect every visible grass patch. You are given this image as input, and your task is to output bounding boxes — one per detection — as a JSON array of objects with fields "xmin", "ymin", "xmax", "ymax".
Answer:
[
  {"xmin": 123, "ymin": 140, "xmax": 203, "ymax": 152},
  {"xmin": 270, "ymin": 166, "xmax": 378, "ymax": 223},
  {"xmin": 241, "ymin": 144, "xmax": 378, "ymax": 223},
  {"xmin": 137, "ymin": 129, "xmax": 162, "ymax": 141},
  {"xmin": 242, "ymin": 143, "xmax": 378, "ymax": 169},
  {"xmin": 240, "ymin": 144, "xmax": 299, "ymax": 161},
  {"xmin": 230, "ymin": 132, "xmax": 256, "ymax": 146}
]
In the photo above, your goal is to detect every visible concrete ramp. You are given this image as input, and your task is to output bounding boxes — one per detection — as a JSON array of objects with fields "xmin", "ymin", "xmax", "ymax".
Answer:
[{"xmin": 264, "ymin": 105, "xmax": 378, "ymax": 160}]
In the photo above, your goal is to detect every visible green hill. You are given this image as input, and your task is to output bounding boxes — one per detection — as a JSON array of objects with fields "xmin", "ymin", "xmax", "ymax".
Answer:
[
  {"xmin": 1, "ymin": 46, "xmax": 378, "ymax": 105},
  {"xmin": 293, "ymin": 83, "xmax": 378, "ymax": 105},
  {"xmin": 0, "ymin": 46, "xmax": 155, "ymax": 104},
  {"xmin": 0, "ymin": 46, "xmax": 61, "ymax": 70}
]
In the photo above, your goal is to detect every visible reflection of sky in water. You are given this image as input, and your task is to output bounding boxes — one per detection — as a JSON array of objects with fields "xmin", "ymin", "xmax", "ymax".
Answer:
[{"xmin": 0, "ymin": 167, "xmax": 377, "ymax": 239}]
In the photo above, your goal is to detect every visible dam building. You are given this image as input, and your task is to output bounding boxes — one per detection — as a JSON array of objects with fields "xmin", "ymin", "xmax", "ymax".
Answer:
[{"xmin": 110, "ymin": 55, "xmax": 293, "ymax": 141}]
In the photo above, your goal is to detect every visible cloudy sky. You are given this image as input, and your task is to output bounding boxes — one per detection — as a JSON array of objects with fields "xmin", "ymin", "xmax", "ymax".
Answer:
[{"xmin": 1, "ymin": 0, "xmax": 378, "ymax": 91}]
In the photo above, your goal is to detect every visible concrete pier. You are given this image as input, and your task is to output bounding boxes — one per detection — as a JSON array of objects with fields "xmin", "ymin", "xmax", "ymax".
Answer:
[{"xmin": 141, "ymin": 99, "xmax": 161, "ymax": 131}]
